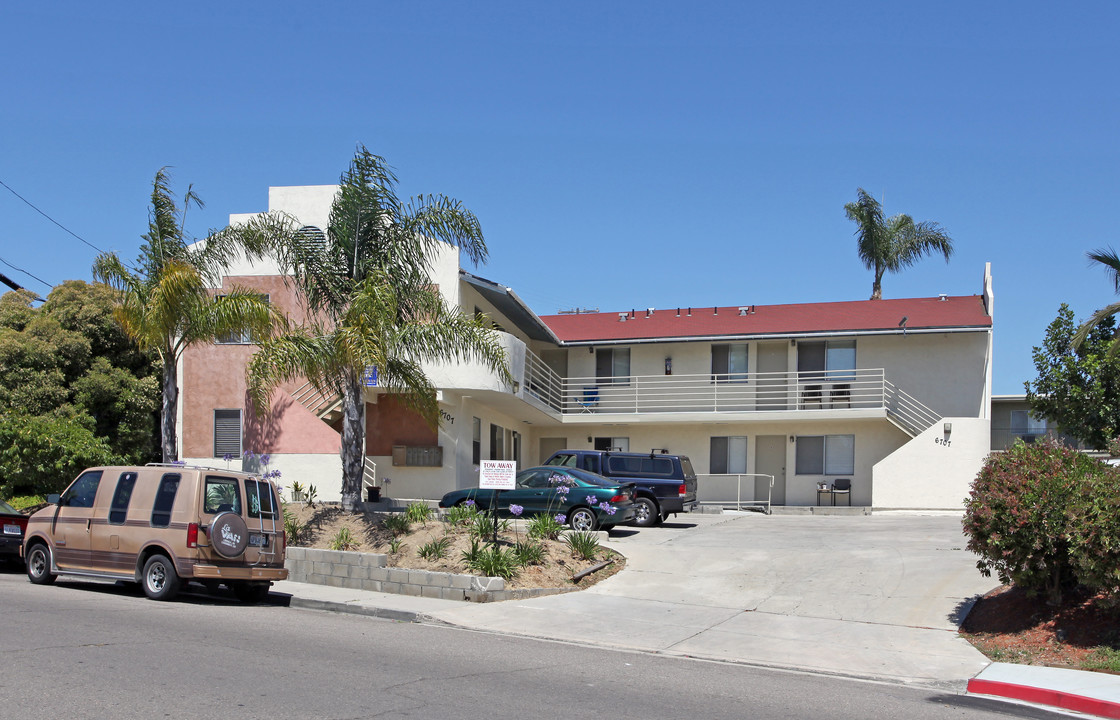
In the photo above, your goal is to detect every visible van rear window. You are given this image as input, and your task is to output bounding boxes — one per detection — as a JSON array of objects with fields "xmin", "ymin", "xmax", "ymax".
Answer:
[
  {"xmin": 109, "ymin": 472, "xmax": 138, "ymax": 525},
  {"xmin": 246, "ymin": 479, "xmax": 279, "ymax": 520},
  {"xmin": 204, "ymin": 476, "xmax": 242, "ymax": 515}
]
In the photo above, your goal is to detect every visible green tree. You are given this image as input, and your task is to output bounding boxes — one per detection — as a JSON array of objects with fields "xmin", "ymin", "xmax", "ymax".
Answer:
[
  {"xmin": 844, "ymin": 188, "xmax": 954, "ymax": 300},
  {"xmin": 0, "ymin": 412, "xmax": 119, "ymax": 498},
  {"xmin": 92, "ymin": 169, "xmax": 277, "ymax": 462},
  {"xmin": 1073, "ymin": 246, "xmax": 1120, "ymax": 351},
  {"xmin": 246, "ymin": 147, "xmax": 511, "ymax": 510},
  {"xmin": 1026, "ymin": 304, "xmax": 1120, "ymax": 449}
]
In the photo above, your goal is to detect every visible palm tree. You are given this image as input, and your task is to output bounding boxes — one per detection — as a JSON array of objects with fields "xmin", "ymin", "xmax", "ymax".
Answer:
[
  {"xmin": 246, "ymin": 146, "xmax": 511, "ymax": 511},
  {"xmin": 93, "ymin": 169, "xmax": 276, "ymax": 462},
  {"xmin": 844, "ymin": 188, "xmax": 954, "ymax": 300},
  {"xmin": 1073, "ymin": 247, "xmax": 1120, "ymax": 351}
]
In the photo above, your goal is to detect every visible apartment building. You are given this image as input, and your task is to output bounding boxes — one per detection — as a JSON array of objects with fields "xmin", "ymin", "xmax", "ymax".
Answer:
[{"xmin": 180, "ymin": 186, "xmax": 994, "ymax": 509}]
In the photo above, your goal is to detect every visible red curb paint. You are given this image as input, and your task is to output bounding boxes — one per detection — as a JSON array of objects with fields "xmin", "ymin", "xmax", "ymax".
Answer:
[{"xmin": 968, "ymin": 678, "xmax": 1120, "ymax": 719}]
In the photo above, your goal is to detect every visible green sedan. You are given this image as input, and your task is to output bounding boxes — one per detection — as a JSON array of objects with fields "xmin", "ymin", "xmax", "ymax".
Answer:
[{"xmin": 438, "ymin": 466, "xmax": 637, "ymax": 531}]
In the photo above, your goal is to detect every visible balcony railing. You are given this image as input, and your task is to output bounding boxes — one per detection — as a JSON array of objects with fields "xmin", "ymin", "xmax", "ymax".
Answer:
[{"xmin": 520, "ymin": 358, "xmax": 941, "ymax": 435}]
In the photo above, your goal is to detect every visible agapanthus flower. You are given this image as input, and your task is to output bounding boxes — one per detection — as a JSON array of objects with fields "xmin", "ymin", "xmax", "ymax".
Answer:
[
  {"xmin": 509, "ymin": 504, "xmax": 524, "ymax": 517},
  {"xmin": 555, "ymin": 514, "xmax": 566, "ymax": 524},
  {"xmin": 465, "ymin": 499, "xmax": 476, "ymax": 507},
  {"xmin": 586, "ymin": 495, "xmax": 597, "ymax": 505}
]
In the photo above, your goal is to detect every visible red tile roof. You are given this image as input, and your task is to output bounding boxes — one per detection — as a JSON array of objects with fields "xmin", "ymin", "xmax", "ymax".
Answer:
[{"xmin": 541, "ymin": 295, "xmax": 991, "ymax": 343}]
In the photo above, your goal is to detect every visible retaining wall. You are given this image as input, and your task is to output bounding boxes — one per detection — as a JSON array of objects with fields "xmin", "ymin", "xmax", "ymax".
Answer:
[{"xmin": 284, "ymin": 547, "xmax": 576, "ymax": 603}]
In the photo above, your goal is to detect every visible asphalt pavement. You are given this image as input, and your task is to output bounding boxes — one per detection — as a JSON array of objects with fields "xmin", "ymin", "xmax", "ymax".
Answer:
[{"xmin": 272, "ymin": 510, "xmax": 1120, "ymax": 719}]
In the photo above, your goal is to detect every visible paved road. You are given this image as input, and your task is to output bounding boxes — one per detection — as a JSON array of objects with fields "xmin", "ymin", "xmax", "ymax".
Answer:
[
  {"xmin": 431, "ymin": 511, "xmax": 997, "ymax": 684},
  {"xmin": 2, "ymin": 571, "xmax": 1062, "ymax": 720}
]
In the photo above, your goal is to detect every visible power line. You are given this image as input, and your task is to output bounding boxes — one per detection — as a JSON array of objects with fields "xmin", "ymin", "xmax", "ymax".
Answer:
[
  {"xmin": 0, "ymin": 256, "xmax": 55, "ymax": 290},
  {"xmin": 0, "ymin": 177, "xmax": 107, "ymax": 254}
]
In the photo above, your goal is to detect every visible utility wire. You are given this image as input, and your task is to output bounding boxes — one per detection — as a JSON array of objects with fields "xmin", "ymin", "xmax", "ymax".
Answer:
[
  {"xmin": 0, "ymin": 177, "xmax": 107, "ymax": 254},
  {"xmin": 0, "ymin": 256, "xmax": 54, "ymax": 290}
]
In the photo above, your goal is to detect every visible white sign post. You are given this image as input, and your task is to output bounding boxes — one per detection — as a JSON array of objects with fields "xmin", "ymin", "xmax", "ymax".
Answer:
[{"xmin": 479, "ymin": 460, "xmax": 517, "ymax": 490}]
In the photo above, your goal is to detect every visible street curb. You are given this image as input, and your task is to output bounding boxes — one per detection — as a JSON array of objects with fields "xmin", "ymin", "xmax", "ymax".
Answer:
[
  {"xmin": 967, "ymin": 677, "xmax": 1120, "ymax": 719},
  {"xmin": 288, "ymin": 596, "xmax": 437, "ymax": 625}
]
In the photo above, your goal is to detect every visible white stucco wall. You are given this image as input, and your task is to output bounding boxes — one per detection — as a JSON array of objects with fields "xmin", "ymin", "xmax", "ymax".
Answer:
[
  {"xmin": 871, "ymin": 417, "xmax": 990, "ymax": 509},
  {"xmin": 183, "ymin": 453, "xmax": 344, "ymax": 503}
]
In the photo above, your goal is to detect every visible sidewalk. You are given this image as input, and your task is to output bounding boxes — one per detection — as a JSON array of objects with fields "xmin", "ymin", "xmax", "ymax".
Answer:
[{"xmin": 273, "ymin": 579, "xmax": 1120, "ymax": 718}]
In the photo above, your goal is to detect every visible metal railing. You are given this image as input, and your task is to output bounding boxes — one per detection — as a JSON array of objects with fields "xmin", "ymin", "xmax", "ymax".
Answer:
[
  {"xmin": 519, "ymin": 362, "xmax": 941, "ymax": 435},
  {"xmin": 291, "ymin": 381, "xmax": 343, "ymax": 420},
  {"xmin": 696, "ymin": 473, "xmax": 774, "ymax": 514}
]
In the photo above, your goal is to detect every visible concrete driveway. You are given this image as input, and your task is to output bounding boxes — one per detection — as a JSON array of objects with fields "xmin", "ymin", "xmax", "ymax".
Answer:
[{"xmin": 429, "ymin": 511, "xmax": 996, "ymax": 686}]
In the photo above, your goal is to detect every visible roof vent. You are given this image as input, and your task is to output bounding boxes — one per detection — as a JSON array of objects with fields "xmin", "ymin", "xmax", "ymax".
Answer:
[
  {"xmin": 676, "ymin": 308, "xmax": 680, "ymax": 317},
  {"xmin": 646, "ymin": 308, "xmax": 654, "ymax": 318},
  {"xmin": 738, "ymin": 306, "xmax": 749, "ymax": 316},
  {"xmin": 939, "ymin": 293, "xmax": 948, "ymax": 301},
  {"xmin": 713, "ymin": 306, "xmax": 718, "ymax": 315},
  {"xmin": 618, "ymin": 312, "xmax": 628, "ymax": 322}
]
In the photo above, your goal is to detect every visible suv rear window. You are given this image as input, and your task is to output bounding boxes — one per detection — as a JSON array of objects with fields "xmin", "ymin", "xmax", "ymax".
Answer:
[
  {"xmin": 606, "ymin": 455, "xmax": 675, "ymax": 476},
  {"xmin": 204, "ymin": 476, "xmax": 242, "ymax": 515}
]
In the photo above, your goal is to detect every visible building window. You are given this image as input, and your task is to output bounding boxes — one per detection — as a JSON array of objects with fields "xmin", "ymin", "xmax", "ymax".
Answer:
[
  {"xmin": 214, "ymin": 409, "xmax": 242, "ymax": 457},
  {"xmin": 151, "ymin": 473, "xmax": 181, "ymax": 528},
  {"xmin": 795, "ymin": 435, "xmax": 855, "ymax": 475},
  {"xmin": 472, "ymin": 416, "xmax": 481, "ymax": 468},
  {"xmin": 215, "ymin": 294, "xmax": 270, "ymax": 344},
  {"xmin": 596, "ymin": 347, "xmax": 631, "ymax": 386},
  {"xmin": 593, "ymin": 436, "xmax": 629, "ymax": 452},
  {"xmin": 710, "ymin": 436, "xmax": 748, "ymax": 474},
  {"xmin": 797, "ymin": 340, "xmax": 856, "ymax": 378},
  {"xmin": 490, "ymin": 423, "xmax": 505, "ymax": 460},
  {"xmin": 1010, "ymin": 411, "xmax": 1047, "ymax": 437},
  {"xmin": 711, "ymin": 344, "xmax": 748, "ymax": 383}
]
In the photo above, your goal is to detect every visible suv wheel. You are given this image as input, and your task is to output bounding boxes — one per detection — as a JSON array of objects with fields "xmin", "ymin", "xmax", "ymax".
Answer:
[
  {"xmin": 631, "ymin": 497, "xmax": 660, "ymax": 528},
  {"xmin": 141, "ymin": 554, "xmax": 181, "ymax": 601},
  {"xmin": 26, "ymin": 543, "xmax": 56, "ymax": 585}
]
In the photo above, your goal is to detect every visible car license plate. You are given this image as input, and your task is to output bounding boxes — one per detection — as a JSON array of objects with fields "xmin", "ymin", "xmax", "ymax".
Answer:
[
  {"xmin": 4, "ymin": 523, "xmax": 20, "ymax": 535},
  {"xmin": 248, "ymin": 534, "xmax": 268, "ymax": 547}
]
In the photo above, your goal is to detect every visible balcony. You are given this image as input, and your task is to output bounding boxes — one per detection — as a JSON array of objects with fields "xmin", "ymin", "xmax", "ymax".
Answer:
[{"xmin": 521, "ymin": 360, "xmax": 939, "ymax": 436}]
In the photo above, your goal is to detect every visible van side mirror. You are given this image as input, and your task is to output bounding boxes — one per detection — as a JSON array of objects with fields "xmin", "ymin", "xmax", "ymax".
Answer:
[{"xmin": 46, "ymin": 494, "xmax": 60, "ymax": 504}]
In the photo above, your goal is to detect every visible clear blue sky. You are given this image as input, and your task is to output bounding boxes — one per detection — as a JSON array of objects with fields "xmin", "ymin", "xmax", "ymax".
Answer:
[{"xmin": 2, "ymin": 2, "xmax": 1117, "ymax": 395}]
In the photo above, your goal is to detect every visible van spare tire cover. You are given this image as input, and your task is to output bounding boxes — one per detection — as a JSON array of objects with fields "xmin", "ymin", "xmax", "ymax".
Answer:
[{"xmin": 210, "ymin": 512, "xmax": 249, "ymax": 558}]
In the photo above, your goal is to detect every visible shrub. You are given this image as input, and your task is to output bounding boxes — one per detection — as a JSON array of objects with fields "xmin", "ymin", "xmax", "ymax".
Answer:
[
  {"xmin": 526, "ymin": 513, "xmax": 566, "ymax": 541},
  {"xmin": 963, "ymin": 438, "xmax": 1119, "ymax": 604},
  {"xmin": 283, "ymin": 508, "xmax": 306, "ymax": 546},
  {"xmin": 513, "ymin": 539, "xmax": 545, "ymax": 566},
  {"xmin": 328, "ymin": 526, "xmax": 359, "ymax": 551},
  {"xmin": 406, "ymin": 501, "xmax": 432, "ymax": 524},
  {"xmin": 383, "ymin": 514, "xmax": 412, "ymax": 536},
  {"xmin": 565, "ymin": 531, "xmax": 601, "ymax": 562},
  {"xmin": 418, "ymin": 535, "xmax": 452, "ymax": 561},
  {"xmin": 0, "ymin": 413, "xmax": 120, "ymax": 497},
  {"xmin": 443, "ymin": 502, "xmax": 480, "ymax": 526},
  {"xmin": 465, "ymin": 545, "xmax": 520, "ymax": 580},
  {"xmin": 1066, "ymin": 462, "xmax": 1120, "ymax": 597}
]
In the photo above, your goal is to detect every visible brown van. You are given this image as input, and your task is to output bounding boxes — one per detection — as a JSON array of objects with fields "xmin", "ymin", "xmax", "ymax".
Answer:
[{"xmin": 22, "ymin": 464, "xmax": 288, "ymax": 602}]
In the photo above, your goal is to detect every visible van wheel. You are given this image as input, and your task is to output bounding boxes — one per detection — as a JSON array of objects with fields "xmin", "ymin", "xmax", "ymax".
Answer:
[
  {"xmin": 232, "ymin": 582, "xmax": 270, "ymax": 603},
  {"xmin": 141, "ymin": 554, "xmax": 181, "ymax": 601},
  {"xmin": 26, "ymin": 544, "xmax": 56, "ymax": 585},
  {"xmin": 631, "ymin": 497, "xmax": 659, "ymax": 528}
]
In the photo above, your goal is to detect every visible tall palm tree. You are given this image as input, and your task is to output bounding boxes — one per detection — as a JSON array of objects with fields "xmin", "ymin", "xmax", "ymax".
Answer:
[
  {"xmin": 246, "ymin": 146, "xmax": 510, "ymax": 510},
  {"xmin": 93, "ymin": 169, "xmax": 276, "ymax": 462},
  {"xmin": 844, "ymin": 188, "xmax": 955, "ymax": 300},
  {"xmin": 1073, "ymin": 247, "xmax": 1120, "ymax": 351}
]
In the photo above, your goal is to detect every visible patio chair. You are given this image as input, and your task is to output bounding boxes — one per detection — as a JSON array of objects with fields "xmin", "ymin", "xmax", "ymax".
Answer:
[
  {"xmin": 830, "ymin": 383, "xmax": 851, "ymax": 409},
  {"xmin": 831, "ymin": 478, "xmax": 851, "ymax": 506},
  {"xmin": 801, "ymin": 384, "xmax": 823, "ymax": 408},
  {"xmin": 578, "ymin": 386, "xmax": 599, "ymax": 413}
]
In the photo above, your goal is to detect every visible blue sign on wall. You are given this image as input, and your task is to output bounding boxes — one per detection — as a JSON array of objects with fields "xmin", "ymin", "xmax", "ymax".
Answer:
[{"xmin": 364, "ymin": 366, "xmax": 378, "ymax": 387}]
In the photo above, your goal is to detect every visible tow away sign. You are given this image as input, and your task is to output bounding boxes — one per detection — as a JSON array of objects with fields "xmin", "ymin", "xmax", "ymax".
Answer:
[{"xmin": 479, "ymin": 460, "xmax": 517, "ymax": 490}]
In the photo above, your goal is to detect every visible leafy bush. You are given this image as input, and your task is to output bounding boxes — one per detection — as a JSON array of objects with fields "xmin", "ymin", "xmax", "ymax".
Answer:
[
  {"xmin": 465, "ymin": 545, "xmax": 520, "ymax": 580},
  {"xmin": 513, "ymin": 539, "xmax": 545, "ymax": 566},
  {"xmin": 963, "ymin": 438, "xmax": 1120, "ymax": 604},
  {"xmin": 468, "ymin": 513, "xmax": 509, "ymax": 540},
  {"xmin": 526, "ymin": 513, "xmax": 566, "ymax": 541},
  {"xmin": 565, "ymin": 531, "xmax": 601, "ymax": 562},
  {"xmin": 460, "ymin": 538, "xmax": 484, "ymax": 566},
  {"xmin": 383, "ymin": 514, "xmax": 412, "ymax": 536},
  {"xmin": 418, "ymin": 535, "xmax": 452, "ymax": 560},
  {"xmin": 283, "ymin": 508, "xmax": 306, "ymax": 546},
  {"xmin": 328, "ymin": 526, "xmax": 359, "ymax": 551},
  {"xmin": 442, "ymin": 502, "xmax": 480, "ymax": 526},
  {"xmin": 387, "ymin": 537, "xmax": 404, "ymax": 555},
  {"xmin": 406, "ymin": 501, "xmax": 432, "ymax": 524}
]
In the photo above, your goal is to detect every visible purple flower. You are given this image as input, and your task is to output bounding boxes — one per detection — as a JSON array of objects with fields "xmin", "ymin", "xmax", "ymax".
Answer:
[
  {"xmin": 223, "ymin": 453, "xmax": 234, "ymax": 462},
  {"xmin": 465, "ymin": 499, "xmax": 476, "ymax": 507},
  {"xmin": 556, "ymin": 485, "xmax": 569, "ymax": 495},
  {"xmin": 243, "ymin": 450, "xmax": 254, "ymax": 459},
  {"xmin": 260, "ymin": 454, "xmax": 271, "ymax": 466},
  {"xmin": 509, "ymin": 504, "xmax": 524, "ymax": 517},
  {"xmin": 598, "ymin": 501, "xmax": 617, "ymax": 516},
  {"xmin": 586, "ymin": 495, "xmax": 597, "ymax": 505},
  {"xmin": 555, "ymin": 514, "xmax": 566, "ymax": 524}
]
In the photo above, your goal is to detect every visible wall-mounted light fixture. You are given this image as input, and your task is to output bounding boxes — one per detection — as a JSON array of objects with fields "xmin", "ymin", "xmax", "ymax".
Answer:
[
  {"xmin": 589, "ymin": 346, "xmax": 594, "ymax": 354},
  {"xmin": 790, "ymin": 436, "xmax": 796, "ymax": 444},
  {"xmin": 665, "ymin": 357, "xmax": 672, "ymax": 375},
  {"xmin": 943, "ymin": 422, "xmax": 952, "ymax": 435}
]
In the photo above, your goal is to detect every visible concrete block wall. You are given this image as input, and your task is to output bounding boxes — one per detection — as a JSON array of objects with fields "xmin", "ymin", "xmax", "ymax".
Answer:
[{"xmin": 284, "ymin": 547, "xmax": 575, "ymax": 603}]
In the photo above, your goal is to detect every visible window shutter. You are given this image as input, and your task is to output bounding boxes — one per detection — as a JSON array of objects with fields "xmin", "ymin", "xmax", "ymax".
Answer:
[{"xmin": 214, "ymin": 409, "xmax": 242, "ymax": 457}]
